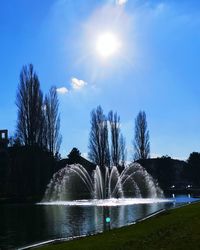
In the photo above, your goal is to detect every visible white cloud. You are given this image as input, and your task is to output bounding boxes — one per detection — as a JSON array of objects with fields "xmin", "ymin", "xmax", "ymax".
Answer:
[
  {"xmin": 56, "ymin": 87, "xmax": 69, "ymax": 94},
  {"xmin": 116, "ymin": 0, "xmax": 128, "ymax": 6},
  {"xmin": 56, "ymin": 78, "xmax": 87, "ymax": 95},
  {"xmin": 71, "ymin": 77, "xmax": 87, "ymax": 90}
]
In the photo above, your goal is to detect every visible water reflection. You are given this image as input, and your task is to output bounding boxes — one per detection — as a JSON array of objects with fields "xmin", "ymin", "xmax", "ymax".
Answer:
[
  {"xmin": 0, "ymin": 195, "xmax": 199, "ymax": 249},
  {"xmin": 41, "ymin": 202, "xmax": 174, "ymax": 236}
]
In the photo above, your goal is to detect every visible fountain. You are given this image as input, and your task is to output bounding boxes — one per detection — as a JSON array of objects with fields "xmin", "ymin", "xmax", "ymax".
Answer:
[{"xmin": 42, "ymin": 163, "xmax": 163, "ymax": 202}]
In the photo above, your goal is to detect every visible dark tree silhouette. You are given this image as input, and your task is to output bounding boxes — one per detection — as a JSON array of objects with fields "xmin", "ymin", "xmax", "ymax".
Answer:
[
  {"xmin": 88, "ymin": 106, "xmax": 110, "ymax": 167},
  {"xmin": 120, "ymin": 134, "xmax": 126, "ymax": 167},
  {"xmin": 108, "ymin": 111, "xmax": 126, "ymax": 167},
  {"xmin": 133, "ymin": 111, "xmax": 150, "ymax": 160},
  {"xmin": 16, "ymin": 64, "xmax": 44, "ymax": 147},
  {"xmin": 68, "ymin": 147, "xmax": 81, "ymax": 159},
  {"xmin": 44, "ymin": 86, "xmax": 62, "ymax": 156},
  {"xmin": 187, "ymin": 152, "xmax": 200, "ymax": 186}
]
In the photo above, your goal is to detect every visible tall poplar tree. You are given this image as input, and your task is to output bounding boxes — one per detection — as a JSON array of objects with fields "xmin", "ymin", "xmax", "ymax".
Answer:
[
  {"xmin": 133, "ymin": 111, "xmax": 150, "ymax": 160},
  {"xmin": 88, "ymin": 106, "xmax": 110, "ymax": 167},
  {"xmin": 16, "ymin": 64, "xmax": 44, "ymax": 147}
]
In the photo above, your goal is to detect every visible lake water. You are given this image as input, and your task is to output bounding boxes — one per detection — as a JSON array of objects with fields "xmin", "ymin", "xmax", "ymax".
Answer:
[{"xmin": 0, "ymin": 195, "xmax": 199, "ymax": 249}]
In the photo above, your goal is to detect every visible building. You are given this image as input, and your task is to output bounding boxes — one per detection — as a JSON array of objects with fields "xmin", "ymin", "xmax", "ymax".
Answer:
[
  {"xmin": 0, "ymin": 130, "xmax": 9, "ymax": 151},
  {"xmin": 0, "ymin": 130, "xmax": 9, "ymax": 195}
]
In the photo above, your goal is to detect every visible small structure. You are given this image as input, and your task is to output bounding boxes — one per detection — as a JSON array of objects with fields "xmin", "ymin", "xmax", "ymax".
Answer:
[
  {"xmin": 0, "ymin": 130, "xmax": 9, "ymax": 150},
  {"xmin": 0, "ymin": 130, "xmax": 9, "ymax": 195}
]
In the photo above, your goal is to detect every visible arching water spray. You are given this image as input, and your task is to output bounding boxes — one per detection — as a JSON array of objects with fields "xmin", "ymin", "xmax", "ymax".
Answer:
[{"xmin": 42, "ymin": 163, "xmax": 163, "ymax": 201}]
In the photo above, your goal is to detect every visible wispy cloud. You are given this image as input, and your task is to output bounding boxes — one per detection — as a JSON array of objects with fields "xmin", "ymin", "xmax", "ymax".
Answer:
[
  {"xmin": 116, "ymin": 0, "xmax": 128, "ymax": 6},
  {"xmin": 71, "ymin": 77, "xmax": 87, "ymax": 90},
  {"xmin": 56, "ymin": 87, "xmax": 69, "ymax": 94}
]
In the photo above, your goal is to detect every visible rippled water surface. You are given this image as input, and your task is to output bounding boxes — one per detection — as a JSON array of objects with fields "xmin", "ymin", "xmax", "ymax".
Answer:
[{"xmin": 0, "ymin": 195, "xmax": 198, "ymax": 249}]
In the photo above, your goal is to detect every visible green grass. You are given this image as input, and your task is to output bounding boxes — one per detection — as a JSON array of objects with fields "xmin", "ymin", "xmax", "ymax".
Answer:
[{"xmin": 37, "ymin": 202, "xmax": 200, "ymax": 250}]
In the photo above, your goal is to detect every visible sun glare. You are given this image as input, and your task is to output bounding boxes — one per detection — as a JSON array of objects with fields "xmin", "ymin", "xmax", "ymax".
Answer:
[{"xmin": 96, "ymin": 32, "xmax": 121, "ymax": 58}]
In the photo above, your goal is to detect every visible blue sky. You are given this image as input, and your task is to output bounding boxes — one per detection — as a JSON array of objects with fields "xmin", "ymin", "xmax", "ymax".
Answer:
[{"xmin": 1, "ymin": 0, "xmax": 200, "ymax": 160}]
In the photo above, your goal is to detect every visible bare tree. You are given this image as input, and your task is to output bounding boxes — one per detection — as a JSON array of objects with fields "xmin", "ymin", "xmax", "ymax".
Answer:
[
  {"xmin": 133, "ymin": 111, "xmax": 150, "ymax": 160},
  {"xmin": 108, "ymin": 111, "xmax": 121, "ymax": 167},
  {"xmin": 108, "ymin": 111, "xmax": 127, "ymax": 167},
  {"xmin": 88, "ymin": 106, "xmax": 110, "ymax": 167},
  {"xmin": 120, "ymin": 134, "xmax": 126, "ymax": 167},
  {"xmin": 16, "ymin": 64, "xmax": 44, "ymax": 147},
  {"xmin": 44, "ymin": 86, "xmax": 62, "ymax": 156}
]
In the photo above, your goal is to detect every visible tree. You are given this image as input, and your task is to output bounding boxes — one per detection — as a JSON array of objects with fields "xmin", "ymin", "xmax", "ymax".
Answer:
[
  {"xmin": 16, "ymin": 64, "xmax": 44, "ymax": 147},
  {"xmin": 120, "ymin": 134, "xmax": 126, "ymax": 167},
  {"xmin": 68, "ymin": 148, "xmax": 81, "ymax": 163},
  {"xmin": 133, "ymin": 111, "xmax": 150, "ymax": 160},
  {"xmin": 44, "ymin": 86, "xmax": 62, "ymax": 156},
  {"xmin": 187, "ymin": 152, "xmax": 200, "ymax": 186},
  {"xmin": 88, "ymin": 106, "xmax": 110, "ymax": 167},
  {"xmin": 8, "ymin": 134, "xmax": 22, "ymax": 147},
  {"xmin": 108, "ymin": 111, "xmax": 126, "ymax": 167}
]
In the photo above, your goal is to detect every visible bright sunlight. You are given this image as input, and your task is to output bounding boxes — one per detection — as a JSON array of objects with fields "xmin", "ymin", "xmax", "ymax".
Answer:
[{"xmin": 96, "ymin": 32, "xmax": 121, "ymax": 58}]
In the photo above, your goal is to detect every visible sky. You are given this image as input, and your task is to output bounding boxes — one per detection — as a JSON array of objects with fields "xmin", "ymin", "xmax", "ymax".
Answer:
[{"xmin": 0, "ymin": 0, "xmax": 200, "ymax": 160}]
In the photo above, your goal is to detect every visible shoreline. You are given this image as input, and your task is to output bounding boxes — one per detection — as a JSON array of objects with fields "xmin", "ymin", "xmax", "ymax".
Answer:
[
  {"xmin": 19, "ymin": 199, "xmax": 199, "ymax": 250},
  {"xmin": 19, "ymin": 208, "xmax": 166, "ymax": 250},
  {"xmin": 32, "ymin": 201, "xmax": 200, "ymax": 250}
]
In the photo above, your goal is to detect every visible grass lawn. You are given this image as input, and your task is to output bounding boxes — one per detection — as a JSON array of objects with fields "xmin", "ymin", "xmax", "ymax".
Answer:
[{"xmin": 37, "ymin": 202, "xmax": 200, "ymax": 250}]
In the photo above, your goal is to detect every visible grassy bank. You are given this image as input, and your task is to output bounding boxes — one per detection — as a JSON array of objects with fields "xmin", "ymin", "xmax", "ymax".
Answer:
[{"xmin": 37, "ymin": 202, "xmax": 200, "ymax": 250}]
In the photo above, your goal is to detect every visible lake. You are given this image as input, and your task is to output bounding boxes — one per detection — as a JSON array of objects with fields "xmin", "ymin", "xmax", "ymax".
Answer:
[{"xmin": 0, "ymin": 195, "xmax": 198, "ymax": 249}]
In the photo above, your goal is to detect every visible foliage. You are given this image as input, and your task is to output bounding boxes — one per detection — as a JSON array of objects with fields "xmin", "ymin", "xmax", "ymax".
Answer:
[
  {"xmin": 3, "ymin": 146, "xmax": 57, "ymax": 200},
  {"xmin": 68, "ymin": 148, "xmax": 81, "ymax": 163},
  {"xmin": 139, "ymin": 157, "xmax": 188, "ymax": 189},
  {"xmin": 187, "ymin": 152, "xmax": 200, "ymax": 186}
]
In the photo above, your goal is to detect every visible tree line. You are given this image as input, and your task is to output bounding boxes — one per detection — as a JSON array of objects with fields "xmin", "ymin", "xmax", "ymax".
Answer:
[
  {"xmin": 2, "ymin": 63, "xmax": 200, "ymax": 201},
  {"xmin": 0, "ymin": 64, "xmax": 63, "ymax": 200},
  {"xmin": 12, "ymin": 63, "xmax": 150, "ymax": 165},
  {"xmin": 88, "ymin": 106, "xmax": 150, "ymax": 167},
  {"xmin": 14, "ymin": 64, "xmax": 61, "ymax": 157}
]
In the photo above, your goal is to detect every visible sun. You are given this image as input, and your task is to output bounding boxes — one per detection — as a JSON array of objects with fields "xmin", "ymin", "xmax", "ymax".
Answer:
[{"xmin": 96, "ymin": 32, "xmax": 121, "ymax": 58}]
